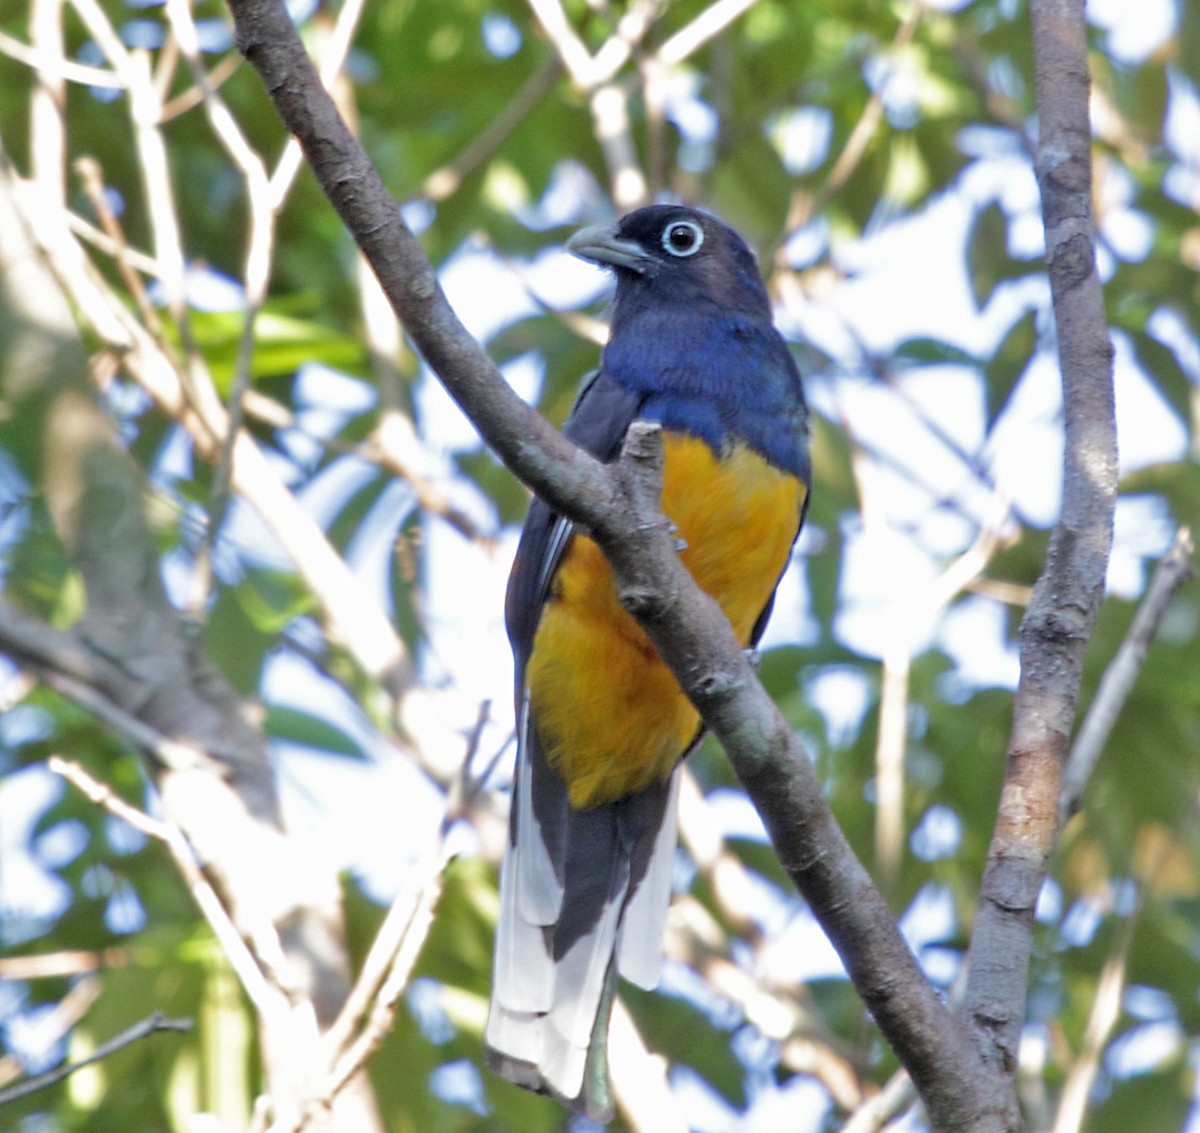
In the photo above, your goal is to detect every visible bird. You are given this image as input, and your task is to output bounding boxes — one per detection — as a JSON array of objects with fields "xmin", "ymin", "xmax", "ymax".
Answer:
[{"xmin": 484, "ymin": 205, "xmax": 810, "ymax": 1121}]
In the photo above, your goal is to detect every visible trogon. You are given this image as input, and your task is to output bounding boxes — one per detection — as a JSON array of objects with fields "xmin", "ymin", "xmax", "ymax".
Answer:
[{"xmin": 485, "ymin": 205, "xmax": 811, "ymax": 1120}]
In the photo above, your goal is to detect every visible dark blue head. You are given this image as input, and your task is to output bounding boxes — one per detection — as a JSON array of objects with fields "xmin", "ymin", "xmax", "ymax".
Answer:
[
  {"xmin": 565, "ymin": 206, "xmax": 808, "ymax": 477},
  {"xmin": 566, "ymin": 205, "xmax": 772, "ymax": 325}
]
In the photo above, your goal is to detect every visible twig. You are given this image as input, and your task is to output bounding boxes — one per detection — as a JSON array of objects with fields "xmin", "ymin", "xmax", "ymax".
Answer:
[
  {"xmin": 75, "ymin": 157, "xmax": 164, "ymax": 337},
  {"xmin": 526, "ymin": 0, "xmax": 663, "ymax": 90},
  {"xmin": 875, "ymin": 514, "xmax": 1011, "ymax": 891},
  {"xmin": 656, "ymin": 0, "xmax": 758, "ymax": 67},
  {"xmin": 0, "ymin": 950, "xmax": 130, "ymax": 980},
  {"xmin": 418, "ymin": 56, "xmax": 561, "ymax": 203},
  {"xmin": 163, "ymin": 0, "xmax": 277, "ymax": 617},
  {"xmin": 779, "ymin": 2, "xmax": 924, "ymax": 246},
  {"xmin": 841, "ymin": 1067, "xmax": 918, "ymax": 1133},
  {"xmin": 161, "ymin": 50, "xmax": 242, "ymax": 121},
  {"xmin": 30, "ymin": 0, "xmax": 68, "ymax": 204},
  {"xmin": 321, "ymin": 843, "xmax": 451, "ymax": 1100},
  {"xmin": 0, "ymin": 28, "xmax": 122, "ymax": 87},
  {"xmin": 1049, "ymin": 902, "xmax": 1137, "ymax": 1133},
  {"xmin": 590, "ymin": 82, "xmax": 649, "ymax": 208},
  {"xmin": 268, "ymin": 0, "xmax": 370, "ymax": 210},
  {"xmin": 47, "ymin": 756, "xmax": 285, "ymax": 1025},
  {"xmin": 1059, "ymin": 527, "xmax": 1194, "ymax": 822},
  {"xmin": 0, "ymin": 1011, "xmax": 192, "ymax": 1107},
  {"xmin": 239, "ymin": 390, "xmax": 492, "ymax": 544},
  {"xmin": 0, "ymin": 978, "xmax": 100, "ymax": 1092}
]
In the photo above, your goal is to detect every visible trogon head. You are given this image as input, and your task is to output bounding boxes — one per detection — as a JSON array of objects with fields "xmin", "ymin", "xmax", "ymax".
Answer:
[{"xmin": 566, "ymin": 205, "xmax": 772, "ymax": 322}]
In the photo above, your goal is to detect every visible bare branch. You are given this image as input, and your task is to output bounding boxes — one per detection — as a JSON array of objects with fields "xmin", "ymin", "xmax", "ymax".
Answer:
[
  {"xmin": 964, "ymin": 0, "xmax": 1117, "ymax": 1084},
  {"xmin": 1049, "ymin": 905, "xmax": 1137, "ymax": 1133},
  {"xmin": 842, "ymin": 1068, "xmax": 918, "ymax": 1133},
  {"xmin": 163, "ymin": 0, "xmax": 277, "ymax": 615},
  {"xmin": 419, "ymin": 57, "xmax": 561, "ymax": 204},
  {"xmin": 656, "ymin": 0, "xmax": 758, "ymax": 67},
  {"xmin": 876, "ymin": 514, "xmax": 1012, "ymax": 891},
  {"xmin": 1059, "ymin": 527, "xmax": 1194, "ymax": 822},
  {"xmin": 0, "ymin": 27, "xmax": 122, "ymax": 87},
  {"xmin": 47, "ymin": 756, "xmax": 286, "ymax": 1020},
  {"xmin": 0, "ymin": 1011, "xmax": 192, "ymax": 1108},
  {"xmin": 321, "ymin": 845, "xmax": 450, "ymax": 1102}
]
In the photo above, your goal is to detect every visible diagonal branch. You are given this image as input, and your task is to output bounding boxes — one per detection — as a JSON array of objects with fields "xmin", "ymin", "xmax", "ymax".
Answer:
[
  {"xmin": 0, "ymin": 1011, "xmax": 192, "ymax": 1108},
  {"xmin": 1059, "ymin": 526, "xmax": 1194, "ymax": 822}
]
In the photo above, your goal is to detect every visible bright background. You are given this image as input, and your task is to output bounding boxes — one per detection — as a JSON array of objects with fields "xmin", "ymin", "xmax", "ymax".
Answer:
[{"xmin": 2, "ymin": 0, "xmax": 1199, "ymax": 1130}]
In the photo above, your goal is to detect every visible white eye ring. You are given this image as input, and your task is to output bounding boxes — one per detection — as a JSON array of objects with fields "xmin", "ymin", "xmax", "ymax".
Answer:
[{"xmin": 661, "ymin": 219, "xmax": 704, "ymax": 257}]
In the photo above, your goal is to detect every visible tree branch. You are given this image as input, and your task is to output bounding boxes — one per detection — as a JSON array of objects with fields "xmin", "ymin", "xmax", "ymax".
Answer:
[
  {"xmin": 1059, "ymin": 526, "xmax": 1194, "ymax": 822},
  {"xmin": 224, "ymin": 3, "xmax": 1015, "ymax": 1127},
  {"xmin": 964, "ymin": 0, "xmax": 1117, "ymax": 1086},
  {"xmin": 0, "ymin": 1012, "xmax": 192, "ymax": 1108}
]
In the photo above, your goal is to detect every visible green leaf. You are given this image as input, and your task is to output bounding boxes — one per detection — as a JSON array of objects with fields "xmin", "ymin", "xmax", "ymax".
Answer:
[
  {"xmin": 264, "ymin": 704, "xmax": 369, "ymax": 760},
  {"xmin": 984, "ymin": 309, "xmax": 1039, "ymax": 428},
  {"xmin": 893, "ymin": 337, "xmax": 979, "ymax": 368},
  {"xmin": 966, "ymin": 201, "xmax": 1037, "ymax": 309}
]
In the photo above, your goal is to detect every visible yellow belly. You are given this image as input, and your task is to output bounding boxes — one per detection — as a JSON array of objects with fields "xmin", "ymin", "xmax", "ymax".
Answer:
[{"xmin": 525, "ymin": 432, "xmax": 806, "ymax": 808}]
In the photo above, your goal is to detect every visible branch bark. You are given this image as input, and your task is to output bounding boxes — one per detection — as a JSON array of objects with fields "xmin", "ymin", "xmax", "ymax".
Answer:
[
  {"xmin": 964, "ymin": 0, "xmax": 1117, "ymax": 1087},
  {"xmin": 225, "ymin": 1, "xmax": 1016, "ymax": 1127}
]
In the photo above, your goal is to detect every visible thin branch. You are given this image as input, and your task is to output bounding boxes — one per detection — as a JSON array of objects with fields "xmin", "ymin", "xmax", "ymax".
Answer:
[
  {"xmin": 1049, "ymin": 903, "xmax": 1137, "ymax": 1133},
  {"xmin": 47, "ymin": 756, "xmax": 293, "ymax": 1035},
  {"xmin": 4, "ymin": 159, "xmax": 414, "ymax": 698},
  {"xmin": 842, "ymin": 1068, "xmax": 918, "ymax": 1133},
  {"xmin": 876, "ymin": 515, "xmax": 1012, "ymax": 891},
  {"xmin": 320, "ymin": 844, "xmax": 451, "ymax": 1102},
  {"xmin": 30, "ymin": 0, "xmax": 68, "ymax": 204},
  {"xmin": 164, "ymin": 0, "xmax": 276, "ymax": 616},
  {"xmin": 778, "ymin": 2, "xmax": 923, "ymax": 249},
  {"xmin": 0, "ymin": 1011, "xmax": 192, "ymax": 1107},
  {"xmin": 239, "ymin": 389, "xmax": 492, "ymax": 544},
  {"xmin": 656, "ymin": 0, "xmax": 758, "ymax": 67},
  {"xmin": 589, "ymin": 82, "xmax": 649, "ymax": 208},
  {"xmin": 526, "ymin": 0, "xmax": 663, "ymax": 91},
  {"xmin": 418, "ymin": 55, "xmax": 561, "ymax": 204},
  {"xmin": 160, "ymin": 50, "xmax": 242, "ymax": 122},
  {"xmin": 75, "ymin": 157, "xmax": 164, "ymax": 337},
  {"xmin": 0, "ymin": 978, "xmax": 100, "ymax": 1092},
  {"xmin": 1059, "ymin": 527, "xmax": 1194, "ymax": 822},
  {"xmin": 0, "ymin": 950, "xmax": 131, "ymax": 980},
  {"xmin": 0, "ymin": 28, "xmax": 122, "ymax": 87},
  {"xmin": 268, "ymin": 0, "xmax": 370, "ymax": 210}
]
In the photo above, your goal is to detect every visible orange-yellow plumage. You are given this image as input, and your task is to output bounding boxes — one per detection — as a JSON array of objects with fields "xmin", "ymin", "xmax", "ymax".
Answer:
[{"xmin": 525, "ymin": 432, "xmax": 806, "ymax": 808}]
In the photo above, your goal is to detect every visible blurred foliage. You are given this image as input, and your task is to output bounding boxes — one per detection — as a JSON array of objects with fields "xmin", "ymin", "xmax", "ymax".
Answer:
[{"xmin": 1, "ymin": 0, "xmax": 1198, "ymax": 1130}]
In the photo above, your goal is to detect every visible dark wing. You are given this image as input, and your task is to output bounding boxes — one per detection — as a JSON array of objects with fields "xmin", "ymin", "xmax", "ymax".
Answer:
[
  {"xmin": 499, "ymin": 368, "xmax": 645, "ymax": 919},
  {"xmin": 488, "ymin": 370, "xmax": 656, "ymax": 1118},
  {"xmin": 505, "ymin": 369, "xmax": 644, "ymax": 665}
]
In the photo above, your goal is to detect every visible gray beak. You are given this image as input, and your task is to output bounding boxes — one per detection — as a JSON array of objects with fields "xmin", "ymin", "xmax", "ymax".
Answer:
[{"xmin": 565, "ymin": 222, "xmax": 649, "ymax": 273}]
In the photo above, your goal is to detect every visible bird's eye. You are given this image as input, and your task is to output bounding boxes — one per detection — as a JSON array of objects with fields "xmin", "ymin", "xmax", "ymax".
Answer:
[{"xmin": 661, "ymin": 220, "xmax": 704, "ymax": 258}]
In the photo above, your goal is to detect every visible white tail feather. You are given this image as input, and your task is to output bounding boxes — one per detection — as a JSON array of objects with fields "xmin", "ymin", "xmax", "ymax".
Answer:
[
  {"xmin": 617, "ymin": 768, "xmax": 680, "ymax": 989},
  {"xmin": 493, "ymin": 840, "xmax": 553, "ymax": 1013},
  {"xmin": 516, "ymin": 693, "xmax": 565, "ymax": 925}
]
